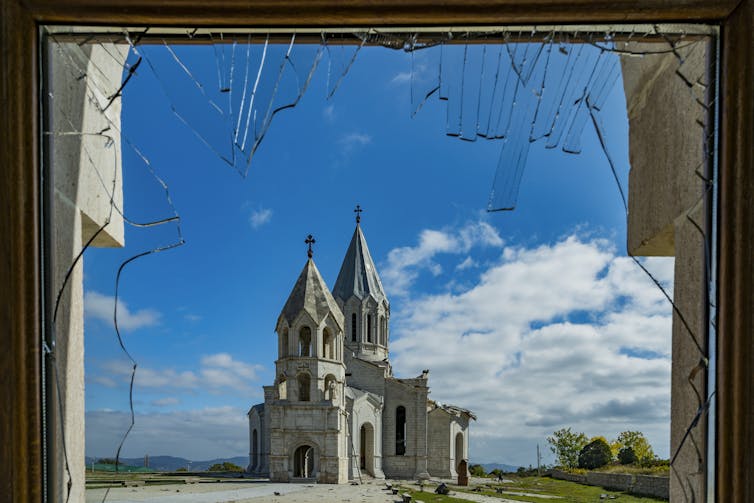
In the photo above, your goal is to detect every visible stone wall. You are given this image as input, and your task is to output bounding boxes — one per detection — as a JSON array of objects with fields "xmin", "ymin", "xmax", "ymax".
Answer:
[
  {"xmin": 551, "ymin": 470, "xmax": 669, "ymax": 500},
  {"xmin": 620, "ymin": 38, "xmax": 711, "ymax": 501},
  {"xmin": 382, "ymin": 378, "xmax": 429, "ymax": 479},
  {"xmin": 50, "ymin": 40, "xmax": 127, "ymax": 503}
]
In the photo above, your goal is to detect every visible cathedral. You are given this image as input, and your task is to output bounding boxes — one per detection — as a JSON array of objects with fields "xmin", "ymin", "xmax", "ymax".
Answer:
[{"xmin": 247, "ymin": 211, "xmax": 475, "ymax": 483}]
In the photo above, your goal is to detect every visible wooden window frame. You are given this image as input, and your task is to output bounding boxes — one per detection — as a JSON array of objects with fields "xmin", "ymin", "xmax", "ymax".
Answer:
[{"xmin": 1, "ymin": 0, "xmax": 752, "ymax": 500}]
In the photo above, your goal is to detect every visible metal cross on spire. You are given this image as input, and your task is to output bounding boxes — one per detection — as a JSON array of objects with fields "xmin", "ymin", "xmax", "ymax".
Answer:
[
  {"xmin": 354, "ymin": 204, "xmax": 363, "ymax": 224},
  {"xmin": 305, "ymin": 234, "xmax": 316, "ymax": 258}
]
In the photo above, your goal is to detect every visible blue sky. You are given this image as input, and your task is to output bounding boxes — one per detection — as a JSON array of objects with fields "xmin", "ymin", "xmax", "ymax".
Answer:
[{"xmin": 82, "ymin": 40, "xmax": 673, "ymax": 467}]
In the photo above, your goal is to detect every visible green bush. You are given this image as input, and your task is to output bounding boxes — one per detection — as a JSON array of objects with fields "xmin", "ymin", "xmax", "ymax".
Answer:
[
  {"xmin": 207, "ymin": 461, "xmax": 244, "ymax": 472},
  {"xmin": 578, "ymin": 438, "xmax": 612, "ymax": 469},
  {"xmin": 469, "ymin": 464, "xmax": 486, "ymax": 476},
  {"xmin": 618, "ymin": 446, "xmax": 638, "ymax": 465}
]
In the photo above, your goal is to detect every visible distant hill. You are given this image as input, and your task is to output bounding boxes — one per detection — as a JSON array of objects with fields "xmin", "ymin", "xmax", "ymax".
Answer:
[
  {"xmin": 85, "ymin": 455, "xmax": 248, "ymax": 472},
  {"xmin": 480, "ymin": 462, "xmax": 521, "ymax": 473}
]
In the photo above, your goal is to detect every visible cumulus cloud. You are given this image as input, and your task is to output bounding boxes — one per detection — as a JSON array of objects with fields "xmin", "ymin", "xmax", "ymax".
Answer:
[
  {"xmin": 86, "ymin": 406, "xmax": 248, "ymax": 459},
  {"xmin": 386, "ymin": 231, "xmax": 674, "ymax": 465},
  {"xmin": 382, "ymin": 221, "xmax": 503, "ymax": 296},
  {"xmin": 93, "ymin": 353, "xmax": 264, "ymax": 395},
  {"xmin": 84, "ymin": 291, "xmax": 160, "ymax": 330},
  {"xmin": 249, "ymin": 207, "xmax": 273, "ymax": 229}
]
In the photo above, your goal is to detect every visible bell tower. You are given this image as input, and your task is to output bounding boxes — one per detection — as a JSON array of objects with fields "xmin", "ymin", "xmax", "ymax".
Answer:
[
  {"xmin": 332, "ymin": 206, "xmax": 390, "ymax": 362},
  {"xmin": 274, "ymin": 234, "xmax": 346, "ymax": 404}
]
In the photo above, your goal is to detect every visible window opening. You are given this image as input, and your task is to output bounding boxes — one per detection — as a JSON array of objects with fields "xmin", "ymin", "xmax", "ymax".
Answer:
[
  {"xmin": 297, "ymin": 373, "xmax": 311, "ymax": 402},
  {"xmin": 396, "ymin": 406, "xmax": 406, "ymax": 455},
  {"xmin": 42, "ymin": 25, "xmax": 717, "ymax": 503},
  {"xmin": 351, "ymin": 312, "xmax": 357, "ymax": 342},
  {"xmin": 299, "ymin": 326, "xmax": 312, "ymax": 356}
]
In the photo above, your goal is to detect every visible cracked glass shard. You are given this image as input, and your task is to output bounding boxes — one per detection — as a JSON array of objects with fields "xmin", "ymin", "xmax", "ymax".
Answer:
[
  {"xmin": 324, "ymin": 34, "xmax": 366, "ymax": 99},
  {"xmin": 504, "ymin": 32, "xmax": 546, "ymax": 86},
  {"xmin": 562, "ymin": 50, "xmax": 621, "ymax": 154},
  {"xmin": 409, "ymin": 44, "xmax": 441, "ymax": 117},
  {"xmin": 131, "ymin": 35, "xmax": 322, "ymax": 176}
]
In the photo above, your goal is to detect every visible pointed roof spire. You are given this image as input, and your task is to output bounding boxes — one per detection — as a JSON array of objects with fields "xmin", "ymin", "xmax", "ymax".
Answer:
[
  {"xmin": 333, "ymin": 219, "xmax": 388, "ymax": 306},
  {"xmin": 279, "ymin": 256, "xmax": 344, "ymax": 329}
]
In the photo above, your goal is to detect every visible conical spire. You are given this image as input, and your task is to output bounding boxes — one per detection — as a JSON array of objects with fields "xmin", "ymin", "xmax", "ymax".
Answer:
[
  {"xmin": 332, "ymin": 223, "xmax": 388, "ymax": 306},
  {"xmin": 279, "ymin": 258, "xmax": 344, "ymax": 329}
]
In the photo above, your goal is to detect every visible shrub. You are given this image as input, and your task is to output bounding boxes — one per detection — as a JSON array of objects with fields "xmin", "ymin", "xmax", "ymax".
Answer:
[
  {"xmin": 469, "ymin": 464, "xmax": 486, "ymax": 476},
  {"xmin": 578, "ymin": 438, "xmax": 612, "ymax": 469},
  {"xmin": 207, "ymin": 461, "xmax": 243, "ymax": 472},
  {"xmin": 618, "ymin": 446, "xmax": 638, "ymax": 465}
]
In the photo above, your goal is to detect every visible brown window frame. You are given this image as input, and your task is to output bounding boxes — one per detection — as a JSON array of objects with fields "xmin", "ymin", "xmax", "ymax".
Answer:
[{"xmin": 1, "ymin": 1, "xmax": 752, "ymax": 501}]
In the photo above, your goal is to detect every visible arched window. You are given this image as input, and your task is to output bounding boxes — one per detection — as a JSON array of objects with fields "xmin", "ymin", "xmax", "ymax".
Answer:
[
  {"xmin": 322, "ymin": 327, "xmax": 333, "ymax": 359},
  {"xmin": 396, "ymin": 406, "xmax": 406, "ymax": 455},
  {"xmin": 324, "ymin": 374, "xmax": 337, "ymax": 401},
  {"xmin": 252, "ymin": 429, "xmax": 258, "ymax": 469},
  {"xmin": 367, "ymin": 314, "xmax": 372, "ymax": 343},
  {"xmin": 281, "ymin": 327, "xmax": 289, "ymax": 357},
  {"xmin": 351, "ymin": 313, "xmax": 357, "ymax": 342},
  {"xmin": 455, "ymin": 432, "xmax": 464, "ymax": 466},
  {"xmin": 298, "ymin": 326, "xmax": 311, "ymax": 356},
  {"xmin": 277, "ymin": 375, "xmax": 287, "ymax": 400},
  {"xmin": 297, "ymin": 373, "xmax": 310, "ymax": 401}
]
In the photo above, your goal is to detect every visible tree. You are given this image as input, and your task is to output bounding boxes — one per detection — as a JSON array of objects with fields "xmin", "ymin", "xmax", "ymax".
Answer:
[
  {"xmin": 469, "ymin": 464, "xmax": 486, "ymax": 477},
  {"xmin": 489, "ymin": 468, "xmax": 504, "ymax": 479},
  {"xmin": 614, "ymin": 431, "xmax": 655, "ymax": 465},
  {"xmin": 176, "ymin": 467, "xmax": 188, "ymax": 472},
  {"xmin": 207, "ymin": 461, "xmax": 243, "ymax": 472},
  {"xmin": 578, "ymin": 438, "xmax": 612, "ymax": 469},
  {"xmin": 547, "ymin": 428, "xmax": 588, "ymax": 469},
  {"xmin": 618, "ymin": 446, "xmax": 638, "ymax": 465}
]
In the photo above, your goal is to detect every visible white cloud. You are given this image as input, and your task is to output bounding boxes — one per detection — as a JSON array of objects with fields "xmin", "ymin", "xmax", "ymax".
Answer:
[
  {"xmin": 386, "ymin": 232, "xmax": 674, "ymax": 465},
  {"xmin": 84, "ymin": 290, "xmax": 160, "ymax": 331},
  {"xmin": 391, "ymin": 71, "xmax": 412, "ymax": 84},
  {"xmin": 337, "ymin": 132, "xmax": 372, "ymax": 156},
  {"xmin": 382, "ymin": 221, "xmax": 503, "ymax": 296},
  {"xmin": 93, "ymin": 353, "xmax": 264, "ymax": 395},
  {"xmin": 86, "ymin": 406, "xmax": 248, "ymax": 460},
  {"xmin": 323, "ymin": 104, "xmax": 335, "ymax": 122},
  {"xmin": 456, "ymin": 256, "xmax": 477, "ymax": 271},
  {"xmin": 249, "ymin": 207, "xmax": 273, "ymax": 229},
  {"xmin": 151, "ymin": 397, "xmax": 180, "ymax": 407}
]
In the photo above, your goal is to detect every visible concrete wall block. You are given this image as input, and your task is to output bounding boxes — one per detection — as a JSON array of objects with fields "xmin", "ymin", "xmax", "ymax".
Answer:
[{"xmin": 621, "ymin": 40, "xmax": 709, "ymax": 256}]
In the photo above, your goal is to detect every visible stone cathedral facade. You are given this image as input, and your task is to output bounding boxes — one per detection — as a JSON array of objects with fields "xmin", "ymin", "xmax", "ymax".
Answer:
[{"xmin": 247, "ymin": 217, "xmax": 475, "ymax": 483}]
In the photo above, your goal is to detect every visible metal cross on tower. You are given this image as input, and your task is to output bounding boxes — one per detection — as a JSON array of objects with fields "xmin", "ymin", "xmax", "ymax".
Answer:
[
  {"xmin": 354, "ymin": 204, "xmax": 363, "ymax": 224},
  {"xmin": 305, "ymin": 234, "xmax": 316, "ymax": 258}
]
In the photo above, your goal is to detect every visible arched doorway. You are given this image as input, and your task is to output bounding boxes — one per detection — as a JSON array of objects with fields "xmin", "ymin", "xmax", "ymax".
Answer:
[
  {"xmin": 360, "ymin": 423, "xmax": 375, "ymax": 476},
  {"xmin": 293, "ymin": 445, "xmax": 315, "ymax": 478},
  {"xmin": 455, "ymin": 432, "xmax": 465, "ymax": 471},
  {"xmin": 251, "ymin": 429, "xmax": 258, "ymax": 470}
]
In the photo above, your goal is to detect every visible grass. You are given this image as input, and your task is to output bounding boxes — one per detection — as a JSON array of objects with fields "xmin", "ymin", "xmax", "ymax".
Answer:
[
  {"xmin": 436, "ymin": 476, "xmax": 667, "ymax": 503},
  {"xmin": 591, "ymin": 465, "xmax": 670, "ymax": 476}
]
